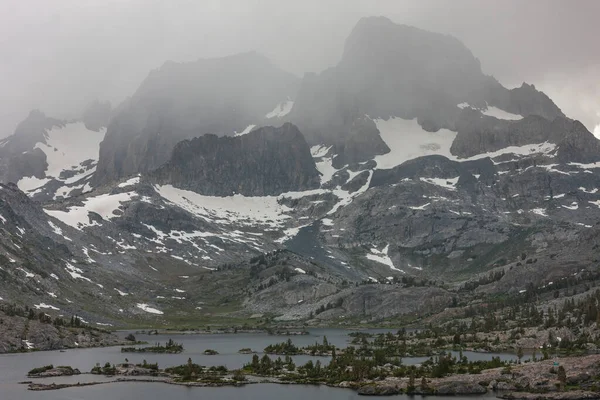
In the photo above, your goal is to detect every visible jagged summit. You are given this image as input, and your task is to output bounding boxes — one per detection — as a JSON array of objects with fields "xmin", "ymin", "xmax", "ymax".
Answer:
[
  {"xmin": 289, "ymin": 18, "xmax": 564, "ymax": 166},
  {"xmin": 341, "ymin": 16, "xmax": 482, "ymax": 75}
]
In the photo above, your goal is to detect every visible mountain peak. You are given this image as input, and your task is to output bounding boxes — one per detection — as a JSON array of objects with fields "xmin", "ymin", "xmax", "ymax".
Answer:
[{"xmin": 341, "ymin": 17, "xmax": 480, "ymax": 73}]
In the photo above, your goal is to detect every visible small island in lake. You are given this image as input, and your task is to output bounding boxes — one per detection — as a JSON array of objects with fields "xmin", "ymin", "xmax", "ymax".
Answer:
[
  {"xmin": 28, "ymin": 365, "xmax": 80, "ymax": 378},
  {"xmin": 121, "ymin": 338, "xmax": 183, "ymax": 354}
]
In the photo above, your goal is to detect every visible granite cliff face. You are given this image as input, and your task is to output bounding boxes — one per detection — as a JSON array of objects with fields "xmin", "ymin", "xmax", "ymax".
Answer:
[
  {"xmin": 151, "ymin": 123, "xmax": 320, "ymax": 196},
  {"xmin": 94, "ymin": 52, "xmax": 299, "ymax": 185}
]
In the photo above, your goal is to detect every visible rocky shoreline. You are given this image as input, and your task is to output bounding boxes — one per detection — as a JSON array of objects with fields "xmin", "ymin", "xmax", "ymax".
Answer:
[
  {"xmin": 358, "ymin": 355, "xmax": 600, "ymax": 398},
  {"xmin": 24, "ymin": 377, "xmax": 600, "ymax": 399},
  {"xmin": 0, "ymin": 308, "xmax": 130, "ymax": 354},
  {"xmin": 23, "ymin": 355, "xmax": 600, "ymax": 398}
]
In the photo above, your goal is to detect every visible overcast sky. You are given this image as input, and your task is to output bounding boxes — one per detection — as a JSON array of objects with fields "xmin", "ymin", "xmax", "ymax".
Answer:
[{"xmin": 1, "ymin": 0, "xmax": 599, "ymax": 137}]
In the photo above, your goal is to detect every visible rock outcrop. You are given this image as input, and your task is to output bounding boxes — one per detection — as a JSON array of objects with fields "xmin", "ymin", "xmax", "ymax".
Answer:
[
  {"xmin": 151, "ymin": 123, "xmax": 320, "ymax": 196},
  {"xmin": 451, "ymin": 110, "xmax": 600, "ymax": 162}
]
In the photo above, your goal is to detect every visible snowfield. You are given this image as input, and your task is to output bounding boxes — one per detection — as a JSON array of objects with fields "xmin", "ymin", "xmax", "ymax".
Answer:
[
  {"xmin": 155, "ymin": 185, "xmax": 292, "ymax": 228},
  {"xmin": 372, "ymin": 116, "xmax": 556, "ymax": 169},
  {"xmin": 373, "ymin": 117, "xmax": 457, "ymax": 169},
  {"xmin": 36, "ymin": 122, "xmax": 106, "ymax": 178},
  {"xmin": 44, "ymin": 191, "xmax": 137, "ymax": 230}
]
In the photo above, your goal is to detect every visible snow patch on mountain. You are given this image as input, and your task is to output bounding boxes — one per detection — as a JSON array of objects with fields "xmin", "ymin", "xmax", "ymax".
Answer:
[
  {"xmin": 457, "ymin": 102, "xmax": 523, "ymax": 120},
  {"xmin": 64, "ymin": 166, "xmax": 97, "ymax": 184},
  {"xmin": 366, "ymin": 244, "xmax": 404, "ymax": 272},
  {"xmin": 420, "ymin": 177, "xmax": 459, "ymax": 191},
  {"xmin": 118, "ymin": 176, "xmax": 141, "ymax": 188},
  {"xmin": 265, "ymin": 99, "xmax": 294, "ymax": 118},
  {"xmin": 48, "ymin": 221, "xmax": 63, "ymax": 236},
  {"xmin": 311, "ymin": 145, "xmax": 332, "ymax": 158},
  {"xmin": 34, "ymin": 303, "xmax": 60, "ymax": 310},
  {"xmin": 17, "ymin": 177, "xmax": 51, "ymax": 192},
  {"xmin": 136, "ymin": 303, "xmax": 163, "ymax": 315},
  {"xmin": 409, "ymin": 202, "xmax": 431, "ymax": 210},
  {"xmin": 275, "ymin": 225, "xmax": 305, "ymax": 244},
  {"xmin": 64, "ymin": 261, "xmax": 93, "ymax": 283},
  {"xmin": 482, "ymin": 106, "xmax": 524, "ymax": 120},
  {"xmin": 464, "ymin": 142, "xmax": 557, "ymax": 162},
  {"xmin": 234, "ymin": 124, "xmax": 257, "ymax": 136},
  {"xmin": 315, "ymin": 157, "xmax": 337, "ymax": 184}
]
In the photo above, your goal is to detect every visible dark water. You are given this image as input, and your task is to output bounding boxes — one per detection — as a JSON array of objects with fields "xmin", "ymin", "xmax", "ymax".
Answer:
[
  {"xmin": 0, "ymin": 381, "xmax": 497, "ymax": 400},
  {"xmin": 0, "ymin": 328, "xmax": 508, "ymax": 399}
]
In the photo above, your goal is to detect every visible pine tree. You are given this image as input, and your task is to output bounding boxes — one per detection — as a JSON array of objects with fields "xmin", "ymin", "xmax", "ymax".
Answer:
[
  {"xmin": 557, "ymin": 366, "xmax": 567, "ymax": 391},
  {"xmin": 407, "ymin": 367, "xmax": 415, "ymax": 393}
]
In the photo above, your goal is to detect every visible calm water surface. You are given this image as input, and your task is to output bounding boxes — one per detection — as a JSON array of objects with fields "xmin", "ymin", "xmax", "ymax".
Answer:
[{"xmin": 0, "ymin": 328, "xmax": 508, "ymax": 399}]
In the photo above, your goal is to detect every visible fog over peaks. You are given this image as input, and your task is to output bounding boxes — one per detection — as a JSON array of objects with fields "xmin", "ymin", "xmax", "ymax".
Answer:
[{"xmin": 1, "ymin": 0, "xmax": 599, "ymax": 136}]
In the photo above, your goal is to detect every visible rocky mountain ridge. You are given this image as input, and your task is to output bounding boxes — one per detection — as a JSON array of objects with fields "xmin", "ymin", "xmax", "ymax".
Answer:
[
  {"xmin": 93, "ymin": 51, "xmax": 299, "ymax": 185},
  {"xmin": 0, "ymin": 16, "xmax": 599, "ymax": 328}
]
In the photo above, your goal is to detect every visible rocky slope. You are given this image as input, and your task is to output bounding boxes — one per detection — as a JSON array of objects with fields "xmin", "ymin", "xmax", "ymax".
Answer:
[{"xmin": 0, "ymin": 305, "xmax": 121, "ymax": 353}]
